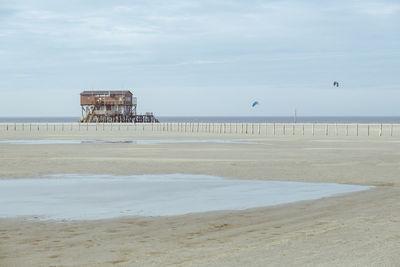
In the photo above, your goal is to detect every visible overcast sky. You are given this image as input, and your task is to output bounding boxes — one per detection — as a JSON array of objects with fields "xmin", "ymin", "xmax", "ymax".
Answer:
[{"xmin": 0, "ymin": 0, "xmax": 399, "ymax": 116}]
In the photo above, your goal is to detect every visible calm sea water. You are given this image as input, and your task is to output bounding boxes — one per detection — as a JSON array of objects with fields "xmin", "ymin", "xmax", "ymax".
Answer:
[{"xmin": 0, "ymin": 116, "xmax": 399, "ymax": 123}]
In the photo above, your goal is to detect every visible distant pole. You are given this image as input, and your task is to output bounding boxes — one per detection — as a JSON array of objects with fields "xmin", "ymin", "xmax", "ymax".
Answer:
[{"xmin": 294, "ymin": 109, "xmax": 297, "ymax": 124}]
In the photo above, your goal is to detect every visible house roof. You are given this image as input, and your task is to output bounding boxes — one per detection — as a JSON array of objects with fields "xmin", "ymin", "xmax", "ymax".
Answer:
[{"xmin": 80, "ymin": 90, "xmax": 133, "ymax": 95}]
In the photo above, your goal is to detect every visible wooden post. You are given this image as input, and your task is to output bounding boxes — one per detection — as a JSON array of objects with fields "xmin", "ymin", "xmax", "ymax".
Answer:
[
  {"xmin": 312, "ymin": 124, "xmax": 314, "ymax": 136},
  {"xmin": 356, "ymin": 124, "xmax": 358, "ymax": 136},
  {"xmin": 325, "ymin": 124, "xmax": 328, "ymax": 136},
  {"xmin": 273, "ymin": 123, "xmax": 276, "ymax": 136},
  {"xmin": 258, "ymin": 124, "xmax": 261, "ymax": 135},
  {"xmin": 6, "ymin": 124, "xmax": 8, "ymax": 131},
  {"xmin": 379, "ymin": 123, "xmax": 382, "ymax": 137},
  {"xmin": 30, "ymin": 124, "xmax": 32, "ymax": 131},
  {"xmin": 283, "ymin": 124, "xmax": 285, "ymax": 136},
  {"xmin": 292, "ymin": 124, "xmax": 295, "ymax": 136},
  {"xmin": 368, "ymin": 125, "xmax": 370, "ymax": 136},
  {"xmin": 335, "ymin": 123, "xmax": 338, "ymax": 136},
  {"xmin": 346, "ymin": 125, "xmax": 348, "ymax": 136},
  {"xmin": 302, "ymin": 124, "xmax": 304, "ymax": 136},
  {"xmin": 54, "ymin": 124, "xmax": 56, "ymax": 131}
]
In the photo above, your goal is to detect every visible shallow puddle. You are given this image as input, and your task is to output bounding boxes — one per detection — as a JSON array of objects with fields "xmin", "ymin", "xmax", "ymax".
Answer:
[
  {"xmin": 0, "ymin": 174, "xmax": 372, "ymax": 220},
  {"xmin": 0, "ymin": 139, "xmax": 262, "ymax": 145}
]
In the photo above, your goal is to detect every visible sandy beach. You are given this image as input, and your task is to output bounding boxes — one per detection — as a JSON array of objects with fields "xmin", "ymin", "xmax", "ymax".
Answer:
[{"xmin": 1, "ymin": 128, "xmax": 399, "ymax": 266}]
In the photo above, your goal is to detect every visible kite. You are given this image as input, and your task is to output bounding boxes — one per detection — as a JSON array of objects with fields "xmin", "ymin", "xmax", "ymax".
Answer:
[{"xmin": 252, "ymin": 101, "xmax": 259, "ymax": 107}]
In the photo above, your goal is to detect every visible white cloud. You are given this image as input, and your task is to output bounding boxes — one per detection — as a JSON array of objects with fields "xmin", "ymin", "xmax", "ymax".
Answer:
[
  {"xmin": 0, "ymin": 0, "xmax": 399, "ymax": 116},
  {"xmin": 357, "ymin": 2, "xmax": 400, "ymax": 16}
]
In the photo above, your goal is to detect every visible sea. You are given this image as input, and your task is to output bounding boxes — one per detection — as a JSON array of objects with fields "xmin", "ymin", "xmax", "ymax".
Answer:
[{"xmin": 0, "ymin": 116, "xmax": 399, "ymax": 123}]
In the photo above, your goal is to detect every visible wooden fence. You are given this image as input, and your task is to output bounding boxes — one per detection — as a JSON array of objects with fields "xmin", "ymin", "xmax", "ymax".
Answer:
[{"xmin": 0, "ymin": 122, "xmax": 399, "ymax": 137}]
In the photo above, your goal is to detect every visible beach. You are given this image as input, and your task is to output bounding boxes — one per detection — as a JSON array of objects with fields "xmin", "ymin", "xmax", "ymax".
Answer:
[{"xmin": 0, "ymin": 126, "xmax": 399, "ymax": 266}]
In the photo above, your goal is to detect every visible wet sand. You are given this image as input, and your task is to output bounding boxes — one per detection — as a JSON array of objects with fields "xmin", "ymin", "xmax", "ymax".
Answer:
[{"xmin": 0, "ymin": 130, "xmax": 399, "ymax": 266}]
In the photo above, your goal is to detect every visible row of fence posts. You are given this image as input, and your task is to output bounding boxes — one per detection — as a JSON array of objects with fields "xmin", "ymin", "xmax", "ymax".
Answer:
[{"xmin": 0, "ymin": 122, "xmax": 394, "ymax": 137}]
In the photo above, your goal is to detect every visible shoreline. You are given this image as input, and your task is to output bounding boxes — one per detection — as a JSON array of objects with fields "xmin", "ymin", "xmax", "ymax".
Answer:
[{"xmin": 0, "ymin": 130, "xmax": 399, "ymax": 266}]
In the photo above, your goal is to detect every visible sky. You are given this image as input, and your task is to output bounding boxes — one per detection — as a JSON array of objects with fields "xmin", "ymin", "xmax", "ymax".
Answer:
[{"xmin": 0, "ymin": 0, "xmax": 399, "ymax": 117}]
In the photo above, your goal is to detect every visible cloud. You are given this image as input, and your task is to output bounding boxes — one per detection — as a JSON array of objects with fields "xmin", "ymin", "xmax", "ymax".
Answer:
[
  {"xmin": 357, "ymin": 2, "xmax": 400, "ymax": 16},
  {"xmin": 0, "ymin": 0, "xmax": 399, "ymax": 116}
]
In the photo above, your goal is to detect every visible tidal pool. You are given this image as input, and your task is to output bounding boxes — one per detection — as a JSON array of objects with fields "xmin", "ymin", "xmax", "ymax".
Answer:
[
  {"xmin": 0, "ymin": 139, "xmax": 262, "ymax": 145},
  {"xmin": 0, "ymin": 174, "xmax": 372, "ymax": 220}
]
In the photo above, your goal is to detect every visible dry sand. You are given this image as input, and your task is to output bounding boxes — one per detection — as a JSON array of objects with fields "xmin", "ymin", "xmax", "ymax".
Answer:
[{"xmin": 0, "ymin": 129, "xmax": 399, "ymax": 266}]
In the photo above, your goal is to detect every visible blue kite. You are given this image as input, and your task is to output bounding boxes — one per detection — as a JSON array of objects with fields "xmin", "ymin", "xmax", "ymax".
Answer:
[{"xmin": 252, "ymin": 101, "xmax": 259, "ymax": 107}]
